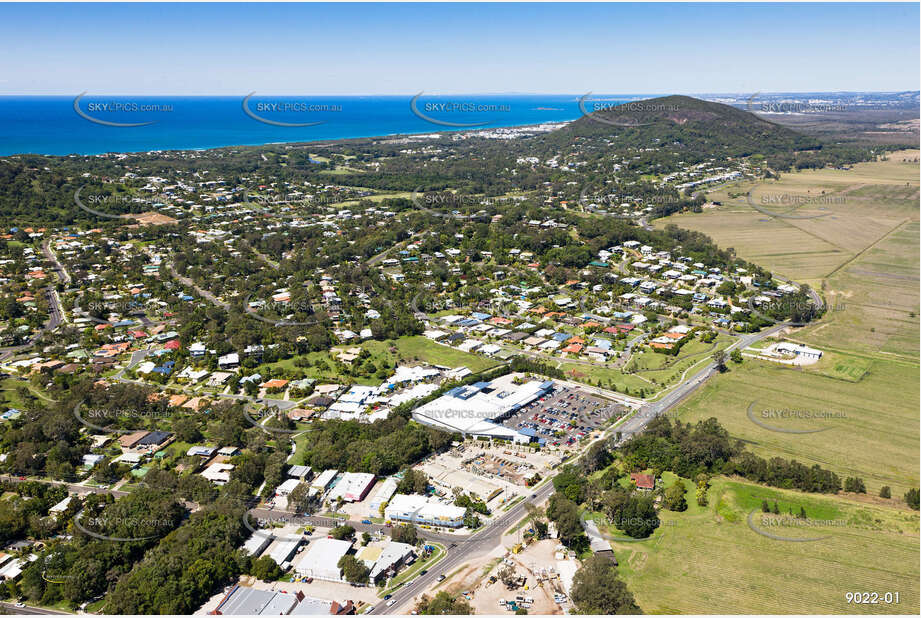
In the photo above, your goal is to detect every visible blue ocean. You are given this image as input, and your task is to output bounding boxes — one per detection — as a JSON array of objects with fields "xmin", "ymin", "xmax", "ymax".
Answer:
[{"xmin": 0, "ymin": 94, "xmax": 633, "ymax": 156}]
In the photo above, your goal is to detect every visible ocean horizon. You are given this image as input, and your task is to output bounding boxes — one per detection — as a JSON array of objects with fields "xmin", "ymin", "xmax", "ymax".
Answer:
[{"xmin": 0, "ymin": 94, "xmax": 640, "ymax": 157}]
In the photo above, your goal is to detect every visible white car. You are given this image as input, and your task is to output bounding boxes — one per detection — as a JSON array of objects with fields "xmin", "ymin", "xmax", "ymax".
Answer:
[{"xmin": 386, "ymin": 599, "xmax": 396, "ymax": 607}]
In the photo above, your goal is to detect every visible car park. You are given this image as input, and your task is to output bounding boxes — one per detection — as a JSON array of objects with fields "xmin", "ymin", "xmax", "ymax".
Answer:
[{"xmin": 498, "ymin": 385, "xmax": 624, "ymax": 447}]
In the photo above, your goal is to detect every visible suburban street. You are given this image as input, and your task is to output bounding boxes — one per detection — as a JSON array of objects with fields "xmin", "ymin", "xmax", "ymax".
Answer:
[
  {"xmin": 1, "ymin": 474, "xmax": 130, "ymax": 499},
  {"xmin": 3, "ymin": 231, "xmax": 812, "ymax": 616},
  {"xmin": 0, "ymin": 315, "xmax": 797, "ymax": 616},
  {"xmin": 0, "ymin": 601, "xmax": 70, "ymax": 615},
  {"xmin": 41, "ymin": 239, "xmax": 71, "ymax": 285},
  {"xmin": 370, "ymin": 318, "xmax": 795, "ymax": 614}
]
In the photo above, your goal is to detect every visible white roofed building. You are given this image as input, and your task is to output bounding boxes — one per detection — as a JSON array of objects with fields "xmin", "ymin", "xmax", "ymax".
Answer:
[
  {"xmin": 368, "ymin": 477, "xmax": 399, "ymax": 517},
  {"xmin": 243, "ymin": 531, "xmax": 274, "ymax": 557},
  {"xmin": 268, "ymin": 537, "xmax": 302, "ymax": 568},
  {"xmin": 384, "ymin": 494, "xmax": 466, "ymax": 528},
  {"xmin": 411, "ymin": 373, "xmax": 553, "ymax": 443},
  {"xmin": 311, "ymin": 469, "xmax": 338, "ymax": 492},
  {"xmin": 327, "ymin": 472, "xmax": 376, "ymax": 503},
  {"xmin": 293, "ymin": 537, "xmax": 352, "ymax": 581}
]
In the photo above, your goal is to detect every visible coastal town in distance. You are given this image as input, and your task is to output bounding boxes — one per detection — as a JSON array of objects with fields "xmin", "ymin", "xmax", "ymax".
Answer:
[{"xmin": 0, "ymin": 2, "xmax": 918, "ymax": 617}]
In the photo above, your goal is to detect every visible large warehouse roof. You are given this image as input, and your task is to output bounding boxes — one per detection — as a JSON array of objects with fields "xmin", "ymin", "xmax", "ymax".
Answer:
[
  {"xmin": 326, "ymin": 472, "xmax": 376, "ymax": 503},
  {"xmin": 294, "ymin": 537, "xmax": 352, "ymax": 581},
  {"xmin": 213, "ymin": 585, "xmax": 298, "ymax": 615},
  {"xmin": 412, "ymin": 373, "xmax": 552, "ymax": 440}
]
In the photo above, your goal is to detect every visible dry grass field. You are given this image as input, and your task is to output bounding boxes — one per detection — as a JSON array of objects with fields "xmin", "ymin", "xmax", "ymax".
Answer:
[
  {"xmin": 653, "ymin": 149, "xmax": 919, "ymax": 493},
  {"xmin": 657, "ymin": 150, "xmax": 919, "ymax": 358}
]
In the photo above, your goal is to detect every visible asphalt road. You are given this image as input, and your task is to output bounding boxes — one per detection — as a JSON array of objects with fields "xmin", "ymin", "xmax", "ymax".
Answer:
[
  {"xmin": 0, "ymin": 601, "xmax": 70, "ymax": 615},
  {"xmin": 41, "ymin": 240, "xmax": 71, "ymax": 285},
  {"xmin": 0, "ymin": 286, "xmax": 63, "ymax": 362},
  {"xmin": 0, "ymin": 319, "xmax": 791, "ymax": 616},
  {"xmin": 249, "ymin": 511, "xmax": 470, "ymax": 547},
  {"xmin": 165, "ymin": 261, "xmax": 231, "ymax": 310},
  {"xmin": 44, "ymin": 287, "xmax": 64, "ymax": 330},
  {"xmin": 1, "ymin": 475, "xmax": 129, "ymax": 499},
  {"xmin": 0, "ymin": 244, "xmax": 67, "ymax": 361},
  {"xmin": 369, "ymin": 480, "xmax": 557, "ymax": 615},
  {"xmin": 369, "ymin": 320, "xmax": 793, "ymax": 614}
]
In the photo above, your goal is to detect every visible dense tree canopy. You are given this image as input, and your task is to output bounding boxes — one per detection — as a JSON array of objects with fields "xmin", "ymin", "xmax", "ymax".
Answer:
[{"xmin": 571, "ymin": 555, "xmax": 641, "ymax": 614}]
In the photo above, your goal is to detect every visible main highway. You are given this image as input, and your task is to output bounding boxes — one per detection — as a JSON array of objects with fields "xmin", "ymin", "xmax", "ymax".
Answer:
[
  {"xmin": 369, "ymin": 319, "xmax": 794, "ymax": 614},
  {"xmin": 4, "ymin": 232, "xmax": 810, "ymax": 615},
  {"xmin": 0, "ymin": 316, "xmax": 797, "ymax": 616},
  {"xmin": 367, "ymin": 475, "xmax": 558, "ymax": 615}
]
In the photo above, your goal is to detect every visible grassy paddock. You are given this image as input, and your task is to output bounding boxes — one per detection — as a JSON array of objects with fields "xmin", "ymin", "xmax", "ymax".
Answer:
[
  {"xmin": 673, "ymin": 357, "xmax": 919, "ymax": 495},
  {"xmin": 616, "ymin": 476, "xmax": 919, "ymax": 614},
  {"xmin": 655, "ymin": 152, "xmax": 919, "ymax": 494}
]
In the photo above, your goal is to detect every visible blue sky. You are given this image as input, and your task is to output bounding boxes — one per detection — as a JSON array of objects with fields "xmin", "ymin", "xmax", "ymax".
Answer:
[{"xmin": 1, "ymin": 2, "xmax": 917, "ymax": 94}]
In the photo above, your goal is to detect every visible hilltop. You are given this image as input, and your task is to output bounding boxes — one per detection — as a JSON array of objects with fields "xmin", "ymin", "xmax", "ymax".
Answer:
[{"xmin": 547, "ymin": 94, "xmax": 820, "ymax": 157}]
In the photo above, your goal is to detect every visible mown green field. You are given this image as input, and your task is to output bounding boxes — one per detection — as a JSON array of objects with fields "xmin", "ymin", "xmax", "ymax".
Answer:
[
  {"xmin": 553, "ymin": 335, "xmax": 732, "ymax": 398},
  {"xmin": 255, "ymin": 335, "xmax": 498, "ymax": 386},
  {"xmin": 630, "ymin": 336, "xmax": 732, "ymax": 383},
  {"xmin": 0, "ymin": 377, "xmax": 29, "ymax": 409},
  {"xmin": 382, "ymin": 336, "xmax": 500, "ymax": 373},
  {"xmin": 614, "ymin": 476, "xmax": 919, "ymax": 614},
  {"xmin": 675, "ymin": 353, "xmax": 919, "ymax": 496},
  {"xmin": 556, "ymin": 360, "xmax": 652, "ymax": 395}
]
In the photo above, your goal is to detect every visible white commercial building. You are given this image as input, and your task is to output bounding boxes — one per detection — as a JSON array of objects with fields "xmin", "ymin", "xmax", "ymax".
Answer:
[
  {"xmin": 327, "ymin": 472, "xmax": 376, "ymax": 503},
  {"xmin": 276, "ymin": 478, "xmax": 302, "ymax": 497},
  {"xmin": 367, "ymin": 477, "xmax": 399, "ymax": 517},
  {"xmin": 411, "ymin": 373, "xmax": 553, "ymax": 442},
  {"xmin": 774, "ymin": 342, "xmax": 823, "ymax": 360},
  {"xmin": 268, "ymin": 537, "xmax": 302, "ymax": 568},
  {"xmin": 384, "ymin": 494, "xmax": 466, "ymax": 528},
  {"xmin": 242, "ymin": 531, "xmax": 274, "ymax": 557},
  {"xmin": 294, "ymin": 537, "xmax": 352, "ymax": 581},
  {"xmin": 311, "ymin": 469, "xmax": 338, "ymax": 492}
]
